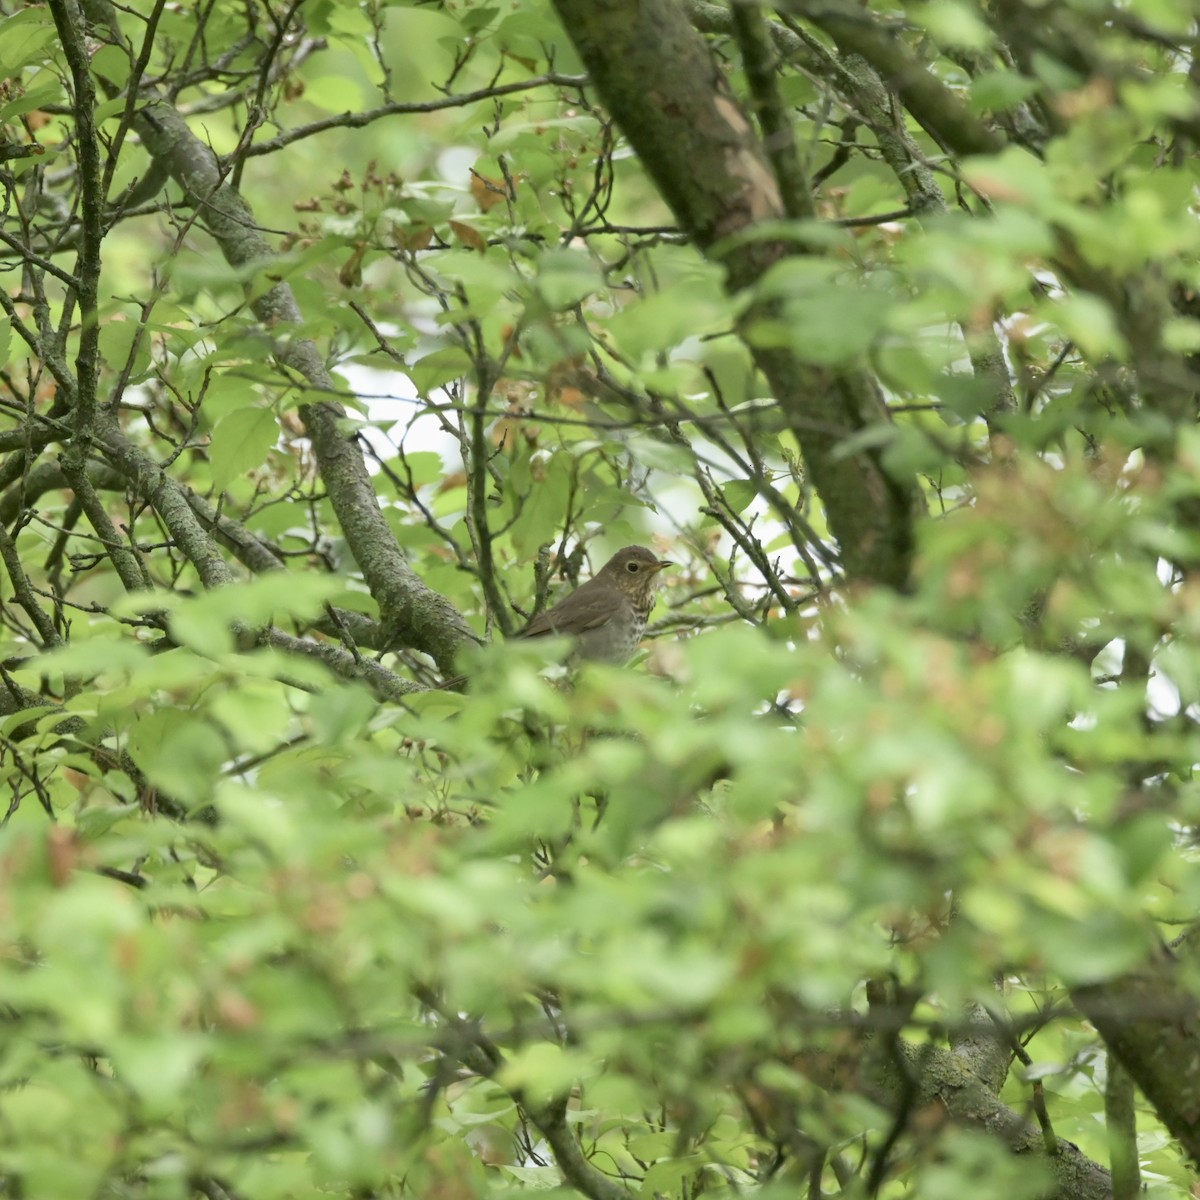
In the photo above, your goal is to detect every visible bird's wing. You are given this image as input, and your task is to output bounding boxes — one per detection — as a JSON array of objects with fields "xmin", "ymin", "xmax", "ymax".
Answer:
[{"xmin": 518, "ymin": 584, "xmax": 628, "ymax": 638}]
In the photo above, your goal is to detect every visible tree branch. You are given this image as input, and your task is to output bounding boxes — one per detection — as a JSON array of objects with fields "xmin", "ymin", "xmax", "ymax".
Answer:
[
  {"xmin": 1072, "ymin": 946, "xmax": 1200, "ymax": 1166},
  {"xmin": 846, "ymin": 1034, "xmax": 1113, "ymax": 1200},
  {"xmin": 242, "ymin": 74, "xmax": 589, "ymax": 158},
  {"xmin": 551, "ymin": 0, "xmax": 921, "ymax": 589},
  {"xmin": 786, "ymin": 0, "xmax": 1005, "ymax": 157},
  {"xmin": 78, "ymin": 0, "xmax": 482, "ymax": 673}
]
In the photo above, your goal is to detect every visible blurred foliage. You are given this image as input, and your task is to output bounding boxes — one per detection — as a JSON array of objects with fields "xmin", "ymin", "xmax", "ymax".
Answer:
[{"xmin": 1, "ymin": 0, "xmax": 1200, "ymax": 1196}]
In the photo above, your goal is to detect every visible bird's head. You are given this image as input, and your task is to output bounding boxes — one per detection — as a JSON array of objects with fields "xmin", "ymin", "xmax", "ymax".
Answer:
[{"xmin": 599, "ymin": 545, "xmax": 673, "ymax": 597}]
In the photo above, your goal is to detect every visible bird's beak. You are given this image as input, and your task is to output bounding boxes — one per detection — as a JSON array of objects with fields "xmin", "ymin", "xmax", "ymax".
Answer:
[{"xmin": 653, "ymin": 560, "xmax": 673, "ymax": 572}]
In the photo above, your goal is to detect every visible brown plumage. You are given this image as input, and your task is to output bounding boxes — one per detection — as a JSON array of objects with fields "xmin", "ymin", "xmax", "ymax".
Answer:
[
  {"xmin": 435, "ymin": 545, "xmax": 673, "ymax": 688},
  {"xmin": 516, "ymin": 544, "xmax": 673, "ymax": 664}
]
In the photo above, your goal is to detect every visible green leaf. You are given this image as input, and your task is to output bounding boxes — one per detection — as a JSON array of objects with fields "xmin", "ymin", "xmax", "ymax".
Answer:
[
  {"xmin": 607, "ymin": 284, "xmax": 727, "ymax": 360},
  {"xmin": 509, "ymin": 452, "xmax": 571, "ymax": 555},
  {"xmin": 304, "ymin": 74, "xmax": 366, "ymax": 113},
  {"xmin": 408, "ymin": 347, "xmax": 472, "ymax": 394},
  {"xmin": 108, "ymin": 1034, "xmax": 207, "ymax": 1111},
  {"xmin": 535, "ymin": 248, "xmax": 602, "ymax": 310},
  {"xmin": 0, "ymin": 10, "xmax": 56, "ymax": 75},
  {"xmin": 1046, "ymin": 293, "xmax": 1127, "ymax": 360},
  {"xmin": 720, "ymin": 479, "xmax": 759, "ymax": 516},
  {"xmin": 911, "ymin": 0, "xmax": 991, "ymax": 47},
  {"xmin": 210, "ymin": 406, "xmax": 278, "ymax": 493},
  {"xmin": 91, "ymin": 43, "xmax": 131, "ymax": 88},
  {"xmin": 125, "ymin": 709, "xmax": 229, "ymax": 806},
  {"xmin": 969, "ymin": 70, "xmax": 1040, "ymax": 113}
]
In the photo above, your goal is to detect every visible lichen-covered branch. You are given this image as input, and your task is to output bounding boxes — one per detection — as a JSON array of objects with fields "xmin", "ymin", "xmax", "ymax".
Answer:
[
  {"xmin": 77, "ymin": 0, "xmax": 481, "ymax": 672},
  {"xmin": 1073, "ymin": 949, "xmax": 1200, "ymax": 1166},
  {"xmin": 551, "ymin": 0, "xmax": 921, "ymax": 589}
]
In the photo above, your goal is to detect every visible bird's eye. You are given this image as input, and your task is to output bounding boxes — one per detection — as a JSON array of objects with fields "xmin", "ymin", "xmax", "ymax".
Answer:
[{"xmin": 626, "ymin": 562, "xmax": 640, "ymax": 573}]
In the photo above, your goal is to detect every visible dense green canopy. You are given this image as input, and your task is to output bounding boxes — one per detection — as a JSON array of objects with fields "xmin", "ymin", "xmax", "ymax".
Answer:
[{"xmin": 1, "ymin": 0, "xmax": 1199, "ymax": 1196}]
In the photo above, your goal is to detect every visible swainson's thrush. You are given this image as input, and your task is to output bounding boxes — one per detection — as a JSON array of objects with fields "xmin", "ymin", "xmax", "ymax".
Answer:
[{"xmin": 517, "ymin": 544, "xmax": 673, "ymax": 664}]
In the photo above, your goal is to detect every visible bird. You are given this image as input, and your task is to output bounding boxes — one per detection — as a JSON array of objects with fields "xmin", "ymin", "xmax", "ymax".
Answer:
[
  {"xmin": 516, "ymin": 544, "xmax": 673, "ymax": 664},
  {"xmin": 435, "ymin": 545, "xmax": 673, "ymax": 689}
]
